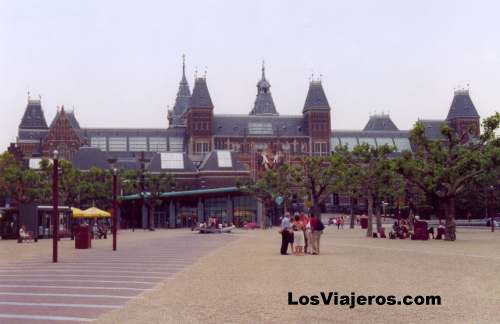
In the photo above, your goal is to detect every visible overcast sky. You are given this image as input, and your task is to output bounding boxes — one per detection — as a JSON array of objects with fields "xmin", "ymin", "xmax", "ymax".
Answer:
[{"xmin": 1, "ymin": 0, "xmax": 499, "ymax": 150}]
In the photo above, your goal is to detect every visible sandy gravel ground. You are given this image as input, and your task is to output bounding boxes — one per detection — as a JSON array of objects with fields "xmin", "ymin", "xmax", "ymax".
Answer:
[
  {"xmin": 93, "ymin": 226, "xmax": 500, "ymax": 324},
  {"xmin": 0, "ymin": 229, "xmax": 189, "ymax": 265}
]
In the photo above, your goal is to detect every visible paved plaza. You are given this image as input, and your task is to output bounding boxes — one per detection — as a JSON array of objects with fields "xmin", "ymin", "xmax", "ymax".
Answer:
[
  {"xmin": 1, "ymin": 226, "xmax": 499, "ymax": 323},
  {"xmin": 0, "ymin": 230, "xmax": 234, "ymax": 323}
]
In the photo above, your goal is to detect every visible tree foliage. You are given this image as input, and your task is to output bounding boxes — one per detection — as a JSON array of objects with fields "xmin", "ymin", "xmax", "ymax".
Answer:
[{"xmin": 396, "ymin": 113, "xmax": 500, "ymax": 240}]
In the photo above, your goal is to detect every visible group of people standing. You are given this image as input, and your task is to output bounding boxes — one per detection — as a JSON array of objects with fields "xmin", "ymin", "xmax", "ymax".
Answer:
[{"xmin": 279, "ymin": 212, "xmax": 324, "ymax": 256}]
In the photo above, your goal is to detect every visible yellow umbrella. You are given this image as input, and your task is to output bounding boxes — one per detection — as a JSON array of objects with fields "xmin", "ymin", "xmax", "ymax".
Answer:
[
  {"xmin": 71, "ymin": 207, "xmax": 86, "ymax": 218},
  {"xmin": 82, "ymin": 207, "xmax": 111, "ymax": 218}
]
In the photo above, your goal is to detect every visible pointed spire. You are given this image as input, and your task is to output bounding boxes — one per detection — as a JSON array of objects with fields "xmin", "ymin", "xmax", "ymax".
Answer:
[
  {"xmin": 261, "ymin": 60, "xmax": 265, "ymax": 80},
  {"xmin": 170, "ymin": 55, "xmax": 192, "ymax": 125},
  {"xmin": 182, "ymin": 54, "xmax": 186, "ymax": 75},
  {"xmin": 250, "ymin": 61, "xmax": 278, "ymax": 115}
]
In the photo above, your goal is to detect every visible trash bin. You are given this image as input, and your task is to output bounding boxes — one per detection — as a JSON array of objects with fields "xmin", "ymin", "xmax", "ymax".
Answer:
[
  {"xmin": 75, "ymin": 225, "xmax": 91, "ymax": 249},
  {"xmin": 360, "ymin": 217, "xmax": 368, "ymax": 229}
]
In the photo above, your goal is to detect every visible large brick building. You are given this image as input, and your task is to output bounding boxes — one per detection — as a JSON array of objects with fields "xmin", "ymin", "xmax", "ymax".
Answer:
[{"xmin": 11, "ymin": 59, "xmax": 481, "ymax": 228}]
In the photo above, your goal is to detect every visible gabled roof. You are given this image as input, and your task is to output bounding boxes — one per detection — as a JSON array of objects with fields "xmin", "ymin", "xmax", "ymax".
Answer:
[
  {"xmin": 249, "ymin": 64, "xmax": 278, "ymax": 116},
  {"xmin": 19, "ymin": 99, "xmax": 48, "ymax": 130},
  {"xmin": 71, "ymin": 147, "xmax": 110, "ymax": 170},
  {"xmin": 48, "ymin": 108, "xmax": 83, "ymax": 140},
  {"xmin": 302, "ymin": 81, "xmax": 330, "ymax": 113},
  {"xmin": 199, "ymin": 151, "xmax": 249, "ymax": 172},
  {"xmin": 188, "ymin": 77, "xmax": 213, "ymax": 109},
  {"xmin": 446, "ymin": 89, "xmax": 480, "ymax": 120},
  {"xmin": 213, "ymin": 114, "xmax": 306, "ymax": 137},
  {"xmin": 363, "ymin": 114, "xmax": 399, "ymax": 131},
  {"xmin": 45, "ymin": 107, "xmax": 82, "ymax": 144}
]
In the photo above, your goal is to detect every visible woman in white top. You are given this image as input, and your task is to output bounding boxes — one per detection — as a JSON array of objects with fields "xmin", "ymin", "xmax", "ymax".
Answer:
[{"xmin": 292, "ymin": 215, "xmax": 305, "ymax": 255}]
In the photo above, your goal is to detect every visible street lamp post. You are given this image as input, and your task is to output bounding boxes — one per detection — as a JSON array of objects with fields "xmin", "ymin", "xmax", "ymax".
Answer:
[
  {"xmin": 52, "ymin": 150, "xmax": 59, "ymax": 263},
  {"xmin": 112, "ymin": 168, "xmax": 118, "ymax": 250}
]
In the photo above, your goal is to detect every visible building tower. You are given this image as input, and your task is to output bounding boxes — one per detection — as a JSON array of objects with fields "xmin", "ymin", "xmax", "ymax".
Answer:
[
  {"xmin": 186, "ymin": 76, "xmax": 214, "ymax": 155},
  {"xmin": 17, "ymin": 97, "xmax": 49, "ymax": 158},
  {"xmin": 249, "ymin": 61, "xmax": 278, "ymax": 116},
  {"xmin": 446, "ymin": 89, "xmax": 480, "ymax": 138},
  {"xmin": 168, "ymin": 55, "xmax": 192, "ymax": 127},
  {"xmin": 302, "ymin": 79, "xmax": 332, "ymax": 155}
]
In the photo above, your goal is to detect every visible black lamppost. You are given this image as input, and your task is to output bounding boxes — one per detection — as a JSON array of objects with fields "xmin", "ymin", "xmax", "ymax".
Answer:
[
  {"xmin": 52, "ymin": 150, "xmax": 59, "ymax": 263},
  {"xmin": 112, "ymin": 168, "xmax": 118, "ymax": 250}
]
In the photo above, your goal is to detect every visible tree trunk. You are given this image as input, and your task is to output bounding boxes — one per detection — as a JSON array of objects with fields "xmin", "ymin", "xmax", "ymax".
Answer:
[
  {"xmin": 149, "ymin": 202, "xmax": 155, "ymax": 231},
  {"xmin": 408, "ymin": 209, "xmax": 415, "ymax": 231},
  {"xmin": 350, "ymin": 197, "xmax": 355, "ymax": 229},
  {"xmin": 375, "ymin": 205, "xmax": 382, "ymax": 232},
  {"xmin": 367, "ymin": 193, "xmax": 374, "ymax": 237},
  {"xmin": 444, "ymin": 197, "xmax": 456, "ymax": 241}
]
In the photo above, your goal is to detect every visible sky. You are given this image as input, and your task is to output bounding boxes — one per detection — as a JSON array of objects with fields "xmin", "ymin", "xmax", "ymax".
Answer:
[{"xmin": 1, "ymin": 0, "xmax": 499, "ymax": 150}]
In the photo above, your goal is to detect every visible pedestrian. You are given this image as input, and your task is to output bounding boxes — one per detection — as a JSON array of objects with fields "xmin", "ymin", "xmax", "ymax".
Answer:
[
  {"xmin": 293, "ymin": 215, "xmax": 305, "ymax": 255},
  {"xmin": 299, "ymin": 212, "xmax": 310, "ymax": 253},
  {"xmin": 289, "ymin": 212, "xmax": 296, "ymax": 252},
  {"xmin": 310, "ymin": 213, "xmax": 325, "ymax": 255},
  {"xmin": 279, "ymin": 213, "xmax": 291, "ymax": 255},
  {"xmin": 340, "ymin": 216, "xmax": 345, "ymax": 229},
  {"xmin": 336, "ymin": 217, "xmax": 341, "ymax": 230}
]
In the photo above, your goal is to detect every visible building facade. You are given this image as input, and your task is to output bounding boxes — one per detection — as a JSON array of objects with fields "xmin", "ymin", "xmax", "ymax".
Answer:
[{"xmin": 11, "ymin": 59, "xmax": 481, "ymax": 227}]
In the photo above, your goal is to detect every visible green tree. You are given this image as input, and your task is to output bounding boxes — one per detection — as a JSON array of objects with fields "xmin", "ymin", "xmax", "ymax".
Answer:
[
  {"xmin": 290, "ymin": 155, "xmax": 345, "ymax": 218},
  {"xmin": 238, "ymin": 164, "xmax": 295, "ymax": 225},
  {"xmin": 78, "ymin": 167, "xmax": 112, "ymax": 210},
  {"xmin": 143, "ymin": 173, "xmax": 175, "ymax": 230},
  {"xmin": 396, "ymin": 113, "xmax": 500, "ymax": 241},
  {"xmin": 40, "ymin": 159, "xmax": 82, "ymax": 207},
  {"xmin": 0, "ymin": 152, "xmax": 46, "ymax": 206},
  {"xmin": 349, "ymin": 143, "xmax": 396, "ymax": 237}
]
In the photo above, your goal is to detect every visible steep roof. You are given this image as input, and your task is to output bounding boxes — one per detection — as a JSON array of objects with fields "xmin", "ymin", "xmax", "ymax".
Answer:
[
  {"xmin": 19, "ymin": 99, "xmax": 48, "ymax": 130},
  {"xmin": 363, "ymin": 114, "xmax": 399, "ymax": 131},
  {"xmin": 446, "ymin": 89, "xmax": 480, "ymax": 120},
  {"xmin": 302, "ymin": 81, "xmax": 330, "ymax": 113},
  {"xmin": 45, "ymin": 107, "xmax": 82, "ymax": 145},
  {"xmin": 170, "ymin": 57, "xmax": 191, "ymax": 125},
  {"xmin": 188, "ymin": 77, "xmax": 213, "ymax": 109},
  {"xmin": 249, "ymin": 64, "xmax": 278, "ymax": 116},
  {"xmin": 213, "ymin": 115, "xmax": 306, "ymax": 137}
]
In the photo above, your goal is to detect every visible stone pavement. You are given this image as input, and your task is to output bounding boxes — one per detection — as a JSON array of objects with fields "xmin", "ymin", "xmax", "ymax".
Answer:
[{"xmin": 0, "ymin": 232, "xmax": 234, "ymax": 323}]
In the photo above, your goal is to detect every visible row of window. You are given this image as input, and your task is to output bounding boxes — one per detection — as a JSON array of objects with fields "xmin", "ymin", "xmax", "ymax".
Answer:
[
  {"xmin": 193, "ymin": 121, "xmax": 210, "ymax": 131},
  {"xmin": 90, "ymin": 136, "xmax": 184, "ymax": 152},
  {"xmin": 331, "ymin": 137, "xmax": 411, "ymax": 152}
]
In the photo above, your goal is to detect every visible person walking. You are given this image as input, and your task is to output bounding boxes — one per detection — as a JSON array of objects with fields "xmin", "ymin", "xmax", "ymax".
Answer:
[
  {"xmin": 280, "ymin": 213, "xmax": 291, "ymax": 255},
  {"xmin": 310, "ymin": 213, "xmax": 325, "ymax": 255}
]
